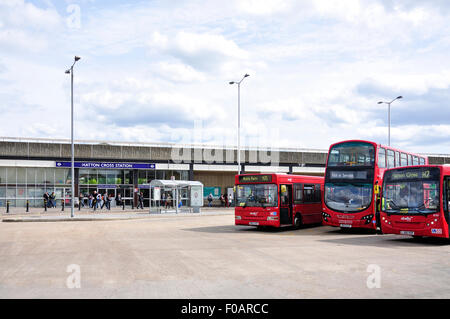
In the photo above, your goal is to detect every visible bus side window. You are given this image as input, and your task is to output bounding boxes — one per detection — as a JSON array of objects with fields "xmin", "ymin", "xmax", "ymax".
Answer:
[
  {"xmin": 303, "ymin": 184, "xmax": 314, "ymax": 202},
  {"xmin": 401, "ymin": 153, "xmax": 407, "ymax": 166},
  {"xmin": 419, "ymin": 157, "xmax": 425, "ymax": 165},
  {"xmin": 294, "ymin": 183, "xmax": 303, "ymax": 204},
  {"xmin": 395, "ymin": 151, "xmax": 400, "ymax": 167},
  {"xmin": 314, "ymin": 184, "xmax": 322, "ymax": 202},
  {"xmin": 387, "ymin": 150, "xmax": 395, "ymax": 168},
  {"xmin": 378, "ymin": 148, "xmax": 386, "ymax": 168},
  {"xmin": 408, "ymin": 154, "xmax": 413, "ymax": 166}
]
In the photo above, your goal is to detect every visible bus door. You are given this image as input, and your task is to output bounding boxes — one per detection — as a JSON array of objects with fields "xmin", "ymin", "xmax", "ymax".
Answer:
[
  {"xmin": 445, "ymin": 177, "xmax": 450, "ymax": 225},
  {"xmin": 280, "ymin": 184, "xmax": 293, "ymax": 225}
]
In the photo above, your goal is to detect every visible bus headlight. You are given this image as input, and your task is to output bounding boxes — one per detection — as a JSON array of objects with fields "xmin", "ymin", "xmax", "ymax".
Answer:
[
  {"xmin": 235, "ymin": 216, "xmax": 241, "ymax": 220},
  {"xmin": 267, "ymin": 216, "xmax": 279, "ymax": 221}
]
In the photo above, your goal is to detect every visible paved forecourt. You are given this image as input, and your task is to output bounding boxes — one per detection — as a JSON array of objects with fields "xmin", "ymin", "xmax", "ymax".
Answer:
[{"xmin": 0, "ymin": 212, "xmax": 449, "ymax": 298}]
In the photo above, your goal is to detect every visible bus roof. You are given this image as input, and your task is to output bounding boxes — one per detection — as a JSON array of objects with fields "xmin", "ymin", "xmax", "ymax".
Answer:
[
  {"xmin": 327, "ymin": 139, "xmax": 426, "ymax": 158},
  {"xmin": 235, "ymin": 173, "xmax": 323, "ymax": 184},
  {"xmin": 383, "ymin": 164, "xmax": 450, "ymax": 175}
]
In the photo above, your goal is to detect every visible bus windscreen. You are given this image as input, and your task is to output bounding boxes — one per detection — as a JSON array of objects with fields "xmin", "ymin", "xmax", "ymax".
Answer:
[
  {"xmin": 237, "ymin": 184, "xmax": 278, "ymax": 207},
  {"xmin": 382, "ymin": 167, "xmax": 440, "ymax": 214},
  {"xmin": 328, "ymin": 142, "xmax": 375, "ymax": 167}
]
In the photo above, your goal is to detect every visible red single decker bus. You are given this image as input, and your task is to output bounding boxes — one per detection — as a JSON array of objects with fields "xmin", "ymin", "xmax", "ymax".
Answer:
[
  {"xmin": 322, "ymin": 140, "xmax": 428, "ymax": 230},
  {"xmin": 235, "ymin": 173, "xmax": 324, "ymax": 228},
  {"xmin": 380, "ymin": 165, "xmax": 450, "ymax": 239}
]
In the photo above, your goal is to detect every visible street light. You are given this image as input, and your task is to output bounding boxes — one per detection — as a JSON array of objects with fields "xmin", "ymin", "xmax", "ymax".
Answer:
[
  {"xmin": 377, "ymin": 96, "xmax": 402, "ymax": 146},
  {"xmin": 65, "ymin": 56, "xmax": 81, "ymax": 218},
  {"xmin": 229, "ymin": 73, "xmax": 249, "ymax": 175}
]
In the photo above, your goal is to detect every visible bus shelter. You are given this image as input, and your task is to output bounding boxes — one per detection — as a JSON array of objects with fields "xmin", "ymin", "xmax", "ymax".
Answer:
[{"xmin": 148, "ymin": 180, "xmax": 203, "ymax": 214}]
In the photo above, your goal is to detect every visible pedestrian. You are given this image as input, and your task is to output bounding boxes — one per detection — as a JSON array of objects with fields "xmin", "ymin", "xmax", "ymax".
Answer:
[
  {"xmin": 96, "ymin": 193, "xmax": 102, "ymax": 210},
  {"xmin": 138, "ymin": 192, "xmax": 144, "ymax": 209},
  {"xmin": 43, "ymin": 192, "xmax": 49, "ymax": 208},
  {"xmin": 50, "ymin": 192, "xmax": 56, "ymax": 208},
  {"xmin": 106, "ymin": 193, "xmax": 112, "ymax": 210},
  {"xmin": 220, "ymin": 194, "xmax": 225, "ymax": 207},
  {"xmin": 207, "ymin": 193, "xmax": 213, "ymax": 207},
  {"xmin": 116, "ymin": 193, "xmax": 122, "ymax": 206},
  {"xmin": 78, "ymin": 193, "xmax": 84, "ymax": 208},
  {"xmin": 101, "ymin": 193, "xmax": 107, "ymax": 209},
  {"xmin": 165, "ymin": 193, "xmax": 172, "ymax": 209},
  {"xmin": 161, "ymin": 192, "xmax": 166, "ymax": 208},
  {"xmin": 225, "ymin": 194, "xmax": 229, "ymax": 208}
]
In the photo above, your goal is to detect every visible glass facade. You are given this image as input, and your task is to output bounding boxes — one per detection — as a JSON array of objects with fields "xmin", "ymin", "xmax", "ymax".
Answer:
[
  {"xmin": 0, "ymin": 166, "xmax": 189, "ymax": 208},
  {"xmin": 0, "ymin": 167, "xmax": 71, "ymax": 207}
]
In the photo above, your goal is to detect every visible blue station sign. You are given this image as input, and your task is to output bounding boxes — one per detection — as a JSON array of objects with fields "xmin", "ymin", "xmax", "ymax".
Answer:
[{"xmin": 56, "ymin": 161, "xmax": 155, "ymax": 169}]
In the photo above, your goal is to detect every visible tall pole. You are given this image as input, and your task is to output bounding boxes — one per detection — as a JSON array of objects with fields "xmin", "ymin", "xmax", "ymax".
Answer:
[
  {"xmin": 229, "ymin": 74, "xmax": 249, "ymax": 177},
  {"xmin": 66, "ymin": 56, "xmax": 80, "ymax": 218},
  {"xmin": 377, "ymin": 96, "xmax": 402, "ymax": 147},
  {"xmin": 71, "ymin": 67, "xmax": 74, "ymax": 218},
  {"xmin": 237, "ymin": 82, "xmax": 241, "ymax": 175}
]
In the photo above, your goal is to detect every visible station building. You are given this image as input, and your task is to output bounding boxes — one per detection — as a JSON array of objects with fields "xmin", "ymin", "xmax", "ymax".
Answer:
[{"xmin": 0, "ymin": 137, "xmax": 448, "ymax": 208}]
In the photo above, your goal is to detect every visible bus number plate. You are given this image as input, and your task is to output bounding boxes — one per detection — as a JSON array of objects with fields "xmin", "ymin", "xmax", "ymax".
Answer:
[
  {"xmin": 400, "ymin": 231, "xmax": 414, "ymax": 235},
  {"xmin": 249, "ymin": 222, "xmax": 259, "ymax": 226},
  {"xmin": 340, "ymin": 224, "xmax": 352, "ymax": 228}
]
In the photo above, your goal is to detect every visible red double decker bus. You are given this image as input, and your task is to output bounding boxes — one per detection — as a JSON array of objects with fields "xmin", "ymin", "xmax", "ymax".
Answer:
[
  {"xmin": 322, "ymin": 140, "xmax": 428, "ymax": 230},
  {"xmin": 380, "ymin": 165, "xmax": 450, "ymax": 239},
  {"xmin": 235, "ymin": 173, "xmax": 324, "ymax": 228}
]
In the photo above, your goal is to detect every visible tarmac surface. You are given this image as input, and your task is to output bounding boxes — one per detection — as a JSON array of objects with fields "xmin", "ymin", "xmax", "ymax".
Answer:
[{"xmin": 0, "ymin": 209, "xmax": 449, "ymax": 298}]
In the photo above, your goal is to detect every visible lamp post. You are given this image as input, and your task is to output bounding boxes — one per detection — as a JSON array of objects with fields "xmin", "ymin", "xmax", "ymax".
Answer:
[
  {"xmin": 65, "ymin": 56, "xmax": 81, "ymax": 218},
  {"xmin": 229, "ymin": 74, "xmax": 249, "ymax": 176},
  {"xmin": 377, "ymin": 96, "xmax": 402, "ymax": 146}
]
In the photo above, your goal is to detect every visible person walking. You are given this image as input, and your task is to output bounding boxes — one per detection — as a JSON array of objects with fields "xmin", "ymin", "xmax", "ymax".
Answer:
[
  {"xmin": 92, "ymin": 191, "xmax": 97, "ymax": 211},
  {"xmin": 137, "ymin": 192, "xmax": 144, "ymax": 209},
  {"xmin": 220, "ymin": 194, "xmax": 225, "ymax": 207},
  {"xmin": 101, "ymin": 193, "xmax": 107, "ymax": 209},
  {"xmin": 207, "ymin": 193, "xmax": 213, "ymax": 207},
  {"xmin": 96, "ymin": 193, "xmax": 102, "ymax": 210},
  {"xmin": 225, "ymin": 193, "xmax": 229, "ymax": 208},
  {"xmin": 106, "ymin": 193, "xmax": 112, "ymax": 210},
  {"xmin": 78, "ymin": 193, "xmax": 84, "ymax": 208}
]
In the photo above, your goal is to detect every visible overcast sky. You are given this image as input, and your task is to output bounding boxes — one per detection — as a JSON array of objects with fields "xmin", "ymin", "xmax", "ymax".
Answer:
[{"xmin": 0, "ymin": 0, "xmax": 449, "ymax": 154}]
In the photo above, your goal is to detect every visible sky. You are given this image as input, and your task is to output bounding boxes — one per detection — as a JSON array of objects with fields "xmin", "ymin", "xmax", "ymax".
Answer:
[{"xmin": 0, "ymin": 0, "xmax": 449, "ymax": 154}]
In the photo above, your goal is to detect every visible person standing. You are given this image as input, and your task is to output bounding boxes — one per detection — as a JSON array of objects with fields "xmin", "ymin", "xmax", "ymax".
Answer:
[
  {"xmin": 50, "ymin": 192, "xmax": 56, "ymax": 208},
  {"xmin": 225, "ymin": 193, "xmax": 229, "ymax": 208},
  {"xmin": 43, "ymin": 192, "xmax": 49, "ymax": 208}
]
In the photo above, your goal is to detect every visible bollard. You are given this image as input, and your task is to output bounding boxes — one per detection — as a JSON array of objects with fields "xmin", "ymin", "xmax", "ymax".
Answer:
[
  {"xmin": 122, "ymin": 201, "xmax": 125, "ymax": 210},
  {"xmin": 61, "ymin": 200, "xmax": 64, "ymax": 212},
  {"xmin": 26, "ymin": 200, "xmax": 29, "ymax": 213},
  {"xmin": 44, "ymin": 200, "xmax": 47, "ymax": 212},
  {"xmin": 78, "ymin": 201, "xmax": 81, "ymax": 211},
  {"xmin": 6, "ymin": 200, "xmax": 10, "ymax": 213}
]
